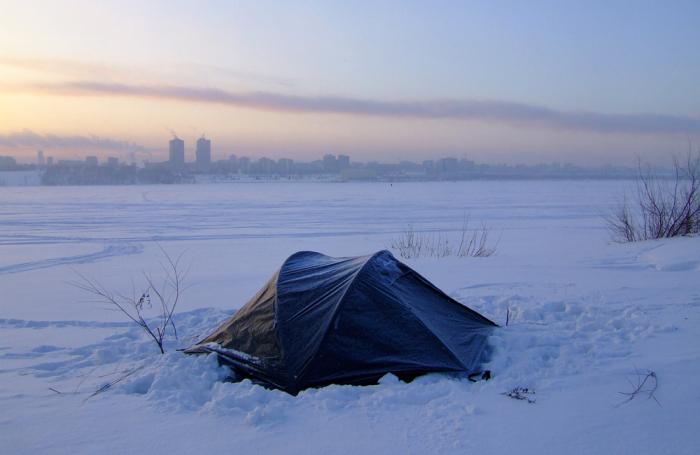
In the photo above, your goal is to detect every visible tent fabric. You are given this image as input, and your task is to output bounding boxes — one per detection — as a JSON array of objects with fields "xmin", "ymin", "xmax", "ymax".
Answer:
[{"xmin": 186, "ymin": 250, "xmax": 497, "ymax": 394}]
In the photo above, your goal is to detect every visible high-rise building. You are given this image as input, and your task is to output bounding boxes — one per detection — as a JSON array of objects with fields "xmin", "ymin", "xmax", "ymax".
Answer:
[
  {"xmin": 169, "ymin": 137, "xmax": 185, "ymax": 167},
  {"xmin": 460, "ymin": 158, "xmax": 475, "ymax": 169},
  {"xmin": 257, "ymin": 157, "xmax": 275, "ymax": 174},
  {"xmin": 277, "ymin": 158, "xmax": 294, "ymax": 175},
  {"xmin": 46, "ymin": 157, "xmax": 54, "ymax": 166},
  {"xmin": 238, "ymin": 156, "xmax": 250, "ymax": 174},
  {"xmin": 337, "ymin": 154, "xmax": 350, "ymax": 170},
  {"xmin": 37, "ymin": 150, "xmax": 45, "ymax": 166},
  {"xmin": 438, "ymin": 157, "xmax": 458, "ymax": 173},
  {"xmin": 323, "ymin": 154, "xmax": 338, "ymax": 172},
  {"xmin": 85, "ymin": 156, "xmax": 98, "ymax": 166},
  {"xmin": 195, "ymin": 136, "xmax": 211, "ymax": 170},
  {"xmin": 107, "ymin": 157, "xmax": 119, "ymax": 167}
]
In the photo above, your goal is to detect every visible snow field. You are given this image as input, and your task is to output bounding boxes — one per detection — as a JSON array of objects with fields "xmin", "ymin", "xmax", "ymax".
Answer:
[{"xmin": 1, "ymin": 181, "xmax": 698, "ymax": 454}]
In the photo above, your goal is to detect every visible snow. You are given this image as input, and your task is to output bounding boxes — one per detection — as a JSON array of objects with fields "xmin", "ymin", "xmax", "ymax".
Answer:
[{"xmin": 1, "ymin": 181, "xmax": 699, "ymax": 454}]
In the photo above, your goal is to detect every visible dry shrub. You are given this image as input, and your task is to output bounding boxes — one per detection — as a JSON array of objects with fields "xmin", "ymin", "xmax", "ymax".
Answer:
[
  {"xmin": 391, "ymin": 217, "xmax": 498, "ymax": 259},
  {"xmin": 608, "ymin": 152, "xmax": 700, "ymax": 242},
  {"xmin": 71, "ymin": 246, "xmax": 188, "ymax": 354}
]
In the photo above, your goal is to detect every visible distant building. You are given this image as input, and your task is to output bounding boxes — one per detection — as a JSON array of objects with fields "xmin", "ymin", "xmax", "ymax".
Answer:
[
  {"xmin": 37, "ymin": 150, "xmax": 45, "ymax": 166},
  {"xmin": 85, "ymin": 156, "xmax": 98, "ymax": 166},
  {"xmin": 323, "ymin": 154, "xmax": 338, "ymax": 172},
  {"xmin": 57, "ymin": 159, "xmax": 83, "ymax": 166},
  {"xmin": 438, "ymin": 157, "xmax": 458, "ymax": 174},
  {"xmin": 46, "ymin": 157, "xmax": 54, "ymax": 166},
  {"xmin": 0, "ymin": 156, "xmax": 18, "ymax": 170},
  {"xmin": 277, "ymin": 158, "xmax": 294, "ymax": 175},
  {"xmin": 238, "ymin": 156, "xmax": 250, "ymax": 174},
  {"xmin": 340, "ymin": 168, "xmax": 377, "ymax": 181},
  {"xmin": 399, "ymin": 160, "xmax": 420, "ymax": 171},
  {"xmin": 169, "ymin": 137, "xmax": 185, "ymax": 167},
  {"xmin": 337, "ymin": 154, "xmax": 350, "ymax": 170},
  {"xmin": 195, "ymin": 136, "xmax": 211, "ymax": 170},
  {"xmin": 460, "ymin": 158, "xmax": 475, "ymax": 170},
  {"xmin": 107, "ymin": 157, "xmax": 119, "ymax": 167},
  {"xmin": 257, "ymin": 157, "xmax": 275, "ymax": 174}
]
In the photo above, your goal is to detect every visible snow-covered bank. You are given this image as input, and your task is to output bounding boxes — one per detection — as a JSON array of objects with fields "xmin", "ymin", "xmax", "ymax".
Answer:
[{"xmin": 1, "ymin": 181, "xmax": 698, "ymax": 454}]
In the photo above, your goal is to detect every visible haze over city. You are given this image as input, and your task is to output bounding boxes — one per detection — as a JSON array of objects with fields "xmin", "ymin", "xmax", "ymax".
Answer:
[{"xmin": 1, "ymin": 1, "xmax": 699, "ymax": 166}]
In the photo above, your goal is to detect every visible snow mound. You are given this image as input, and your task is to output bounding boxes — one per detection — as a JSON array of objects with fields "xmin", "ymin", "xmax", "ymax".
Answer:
[
  {"xmin": 113, "ymin": 352, "xmax": 485, "ymax": 431},
  {"xmin": 458, "ymin": 287, "xmax": 667, "ymax": 389},
  {"xmin": 114, "ymin": 352, "xmax": 230, "ymax": 412}
]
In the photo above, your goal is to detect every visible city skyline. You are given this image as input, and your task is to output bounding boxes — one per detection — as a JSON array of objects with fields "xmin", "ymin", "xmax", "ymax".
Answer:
[
  {"xmin": 0, "ymin": 133, "xmax": 646, "ymax": 177},
  {"xmin": 1, "ymin": 130, "xmax": 696, "ymax": 170},
  {"xmin": 1, "ymin": 1, "xmax": 699, "ymax": 165}
]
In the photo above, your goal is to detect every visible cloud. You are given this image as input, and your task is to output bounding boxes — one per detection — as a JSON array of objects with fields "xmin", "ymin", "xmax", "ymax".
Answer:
[
  {"xmin": 28, "ymin": 80, "xmax": 700, "ymax": 135},
  {"xmin": 0, "ymin": 130, "xmax": 152, "ymax": 153},
  {"xmin": 0, "ymin": 56, "xmax": 123, "ymax": 79},
  {"xmin": 183, "ymin": 63, "xmax": 296, "ymax": 88},
  {"xmin": 0, "ymin": 56, "xmax": 295, "ymax": 89}
]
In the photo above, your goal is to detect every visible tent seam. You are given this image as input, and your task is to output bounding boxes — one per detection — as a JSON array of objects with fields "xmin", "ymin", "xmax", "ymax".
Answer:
[{"xmin": 292, "ymin": 251, "xmax": 383, "ymax": 387}]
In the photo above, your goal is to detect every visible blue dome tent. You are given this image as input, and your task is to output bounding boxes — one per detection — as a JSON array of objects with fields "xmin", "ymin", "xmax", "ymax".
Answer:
[{"xmin": 187, "ymin": 250, "xmax": 496, "ymax": 394}]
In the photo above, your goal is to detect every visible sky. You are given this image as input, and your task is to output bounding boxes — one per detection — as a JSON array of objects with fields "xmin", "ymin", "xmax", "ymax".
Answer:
[{"xmin": 1, "ymin": 0, "xmax": 699, "ymax": 165}]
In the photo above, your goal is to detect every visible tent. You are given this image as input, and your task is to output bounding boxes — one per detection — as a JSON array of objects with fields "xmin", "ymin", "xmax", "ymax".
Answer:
[{"xmin": 186, "ymin": 250, "xmax": 497, "ymax": 394}]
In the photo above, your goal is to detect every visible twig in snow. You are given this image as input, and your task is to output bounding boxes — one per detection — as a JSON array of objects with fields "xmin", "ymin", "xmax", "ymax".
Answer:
[
  {"xmin": 615, "ymin": 369, "xmax": 660, "ymax": 407},
  {"xmin": 84, "ymin": 366, "xmax": 144, "ymax": 402},
  {"xmin": 70, "ymin": 245, "xmax": 188, "ymax": 354},
  {"xmin": 502, "ymin": 387, "xmax": 536, "ymax": 404}
]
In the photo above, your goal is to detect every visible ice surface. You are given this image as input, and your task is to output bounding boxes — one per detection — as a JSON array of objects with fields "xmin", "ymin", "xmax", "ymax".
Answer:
[{"xmin": 0, "ymin": 181, "xmax": 698, "ymax": 454}]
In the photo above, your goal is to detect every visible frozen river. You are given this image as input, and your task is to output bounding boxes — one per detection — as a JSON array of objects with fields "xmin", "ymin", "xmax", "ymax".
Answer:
[
  {"xmin": 0, "ymin": 180, "xmax": 624, "ymax": 246},
  {"xmin": 0, "ymin": 180, "xmax": 625, "ymax": 320}
]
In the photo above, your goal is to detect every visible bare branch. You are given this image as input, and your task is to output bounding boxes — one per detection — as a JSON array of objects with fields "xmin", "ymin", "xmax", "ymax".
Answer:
[
  {"xmin": 615, "ymin": 369, "xmax": 660, "ymax": 407},
  {"xmin": 70, "ymin": 247, "xmax": 187, "ymax": 354}
]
